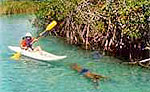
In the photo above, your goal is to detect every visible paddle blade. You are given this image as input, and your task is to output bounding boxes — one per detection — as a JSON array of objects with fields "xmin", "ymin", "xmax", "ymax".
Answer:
[
  {"xmin": 10, "ymin": 52, "xmax": 21, "ymax": 60},
  {"xmin": 46, "ymin": 20, "xmax": 57, "ymax": 31},
  {"xmin": 37, "ymin": 20, "xmax": 57, "ymax": 38}
]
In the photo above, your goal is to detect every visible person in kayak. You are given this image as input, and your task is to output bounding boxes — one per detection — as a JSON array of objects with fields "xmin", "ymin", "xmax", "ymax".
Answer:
[
  {"xmin": 25, "ymin": 32, "xmax": 35, "ymax": 50},
  {"xmin": 20, "ymin": 32, "xmax": 40, "ymax": 51}
]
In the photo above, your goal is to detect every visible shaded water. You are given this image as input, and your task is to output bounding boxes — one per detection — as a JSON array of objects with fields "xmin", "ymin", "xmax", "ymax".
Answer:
[{"xmin": 0, "ymin": 15, "xmax": 150, "ymax": 92}]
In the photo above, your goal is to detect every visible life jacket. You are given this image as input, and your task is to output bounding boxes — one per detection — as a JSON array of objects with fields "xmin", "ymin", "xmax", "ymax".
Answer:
[{"xmin": 21, "ymin": 40, "xmax": 27, "ymax": 47}]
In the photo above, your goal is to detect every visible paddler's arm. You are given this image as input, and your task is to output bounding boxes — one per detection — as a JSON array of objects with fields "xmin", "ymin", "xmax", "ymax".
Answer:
[
  {"xmin": 30, "ymin": 32, "xmax": 47, "ymax": 44},
  {"xmin": 31, "ymin": 38, "xmax": 38, "ymax": 44}
]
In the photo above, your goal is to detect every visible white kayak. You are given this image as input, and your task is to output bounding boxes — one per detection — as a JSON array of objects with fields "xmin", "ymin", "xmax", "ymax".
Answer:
[{"xmin": 8, "ymin": 46, "xmax": 67, "ymax": 61}]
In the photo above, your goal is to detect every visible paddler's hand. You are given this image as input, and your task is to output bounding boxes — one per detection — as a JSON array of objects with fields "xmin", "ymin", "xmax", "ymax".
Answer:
[{"xmin": 34, "ymin": 38, "xmax": 38, "ymax": 42}]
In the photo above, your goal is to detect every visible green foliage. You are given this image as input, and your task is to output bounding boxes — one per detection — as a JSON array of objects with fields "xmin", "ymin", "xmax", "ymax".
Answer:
[
  {"xmin": 35, "ymin": 0, "xmax": 149, "ymax": 39},
  {"xmin": 0, "ymin": 1, "xmax": 41, "ymax": 15},
  {"xmin": 35, "ymin": 0, "xmax": 81, "ymax": 21}
]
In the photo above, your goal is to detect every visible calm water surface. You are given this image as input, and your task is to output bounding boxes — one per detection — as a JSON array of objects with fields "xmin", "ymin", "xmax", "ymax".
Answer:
[{"xmin": 0, "ymin": 15, "xmax": 150, "ymax": 92}]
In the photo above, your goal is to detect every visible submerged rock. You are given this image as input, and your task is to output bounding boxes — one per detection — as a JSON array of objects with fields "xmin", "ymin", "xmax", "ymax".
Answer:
[{"xmin": 91, "ymin": 51, "xmax": 103, "ymax": 60}]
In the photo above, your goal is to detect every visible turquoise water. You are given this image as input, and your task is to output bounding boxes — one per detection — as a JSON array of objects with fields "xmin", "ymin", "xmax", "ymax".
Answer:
[{"xmin": 0, "ymin": 15, "xmax": 150, "ymax": 92}]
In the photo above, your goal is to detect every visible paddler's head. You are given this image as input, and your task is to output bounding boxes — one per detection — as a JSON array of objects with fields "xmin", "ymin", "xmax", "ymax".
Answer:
[{"xmin": 25, "ymin": 32, "xmax": 32, "ymax": 40}]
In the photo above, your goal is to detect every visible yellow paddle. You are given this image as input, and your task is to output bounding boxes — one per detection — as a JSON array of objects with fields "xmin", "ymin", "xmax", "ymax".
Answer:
[
  {"xmin": 10, "ymin": 52, "xmax": 21, "ymax": 60},
  {"xmin": 38, "ymin": 20, "xmax": 57, "ymax": 39},
  {"xmin": 10, "ymin": 20, "xmax": 57, "ymax": 60}
]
